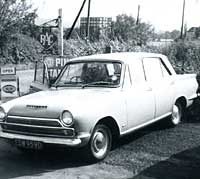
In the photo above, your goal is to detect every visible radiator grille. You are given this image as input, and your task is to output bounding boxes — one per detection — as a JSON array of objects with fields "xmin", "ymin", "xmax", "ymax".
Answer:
[{"xmin": 1, "ymin": 115, "xmax": 75, "ymax": 138}]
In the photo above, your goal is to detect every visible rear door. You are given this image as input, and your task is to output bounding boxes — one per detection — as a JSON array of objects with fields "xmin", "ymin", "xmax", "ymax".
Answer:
[
  {"xmin": 124, "ymin": 59, "xmax": 155, "ymax": 129},
  {"xmin": 142, "ymin": 57, "xmax": 174, "ymax": 119}
]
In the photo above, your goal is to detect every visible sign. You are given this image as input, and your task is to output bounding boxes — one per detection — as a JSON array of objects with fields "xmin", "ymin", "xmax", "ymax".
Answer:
[
  {"xmin": 2, "ymin": 84, "xmax": 16, "ymax": 94},
  {"xmin": 38, "ymin": 30, "xmax": 57, "ymax": 50},
  {"xmin": 43, "ymin": 56, "xmax": 68, "ymax": 78},
  {"xmin": 0, "ymin": 67, "xmax": 16, "ymax": 75},
  {"xmin": 0, "ymin": 67, "xmax": 19, "ymax": 102}
]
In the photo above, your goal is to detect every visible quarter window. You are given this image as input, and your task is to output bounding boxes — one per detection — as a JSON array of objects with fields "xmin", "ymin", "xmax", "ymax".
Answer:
[
  {"xmin": 160, "ymin": 61, "xmax": 171, "ymax": 77},
  {"xmin": 130, "ymin": 60, "xmax": 146, "ymax": 84}
]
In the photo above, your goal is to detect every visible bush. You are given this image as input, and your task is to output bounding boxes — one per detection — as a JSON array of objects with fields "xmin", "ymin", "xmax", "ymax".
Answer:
[
  {"xmin": 0, "ymin": 33, "xmax": 42, "ymax": 65},
  {"xmin": 1, "ymin": 34, "xmax": 200, "ymax": 76},
  {"xmin": 160, "ymin": 41, "xmax": 200, "ymax": 73}
]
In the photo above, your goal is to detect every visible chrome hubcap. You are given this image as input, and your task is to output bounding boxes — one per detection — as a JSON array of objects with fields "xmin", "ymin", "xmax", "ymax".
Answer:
[
  {"xmin": 92, "ymin": 131, "xmax": 108, "ymax": 158},
  {"xmin": 172, "ymin": 104, "xmax": 181, "ymax": 125}
]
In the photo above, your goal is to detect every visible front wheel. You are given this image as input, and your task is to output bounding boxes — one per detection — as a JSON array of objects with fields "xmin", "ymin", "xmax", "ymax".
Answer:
[{"xmin": 85, "ymin": 124, "xmax": 112, "ymax": 161}]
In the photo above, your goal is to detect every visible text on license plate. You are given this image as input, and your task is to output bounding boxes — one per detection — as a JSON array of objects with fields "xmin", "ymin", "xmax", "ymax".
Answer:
[{"xmin": 14, "ymin": 139, "xmax": 43, "ymax": 150}]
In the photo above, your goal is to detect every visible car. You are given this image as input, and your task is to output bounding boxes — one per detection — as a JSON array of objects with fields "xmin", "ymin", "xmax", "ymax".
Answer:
[{"xmin": 0, "ymin": 52, "xmax": 198, "ymax": 161}]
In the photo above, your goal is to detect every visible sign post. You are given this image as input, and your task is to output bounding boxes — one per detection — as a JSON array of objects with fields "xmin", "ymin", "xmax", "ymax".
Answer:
[
  {"xmin": 58, "ymin": 8, "xmax": 64, "ymax": 56},
  {"xmin": 0, "ymin": 67, "xmax": 20, "ymax": 103}
]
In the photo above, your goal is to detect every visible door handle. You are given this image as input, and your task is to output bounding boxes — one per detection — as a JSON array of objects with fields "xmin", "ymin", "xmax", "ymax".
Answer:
[
  {"xmin": 146, "ymin": 87, "xmax": 152, "ymax": 91},
  {"xmin": 170, "ymin": 81, "xmax": 175, "ymax": 85}
]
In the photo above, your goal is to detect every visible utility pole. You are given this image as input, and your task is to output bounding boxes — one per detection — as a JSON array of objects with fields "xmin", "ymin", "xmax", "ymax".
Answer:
[
  {"xmin": 58, "ymin": 8, "xmax": 63, "ymax": 56},
  {"xmin": 180, "ymin": 0, "xmax": 185, "ymax": 39},
  {"xmin": 86, "ymin": 0, "xmax": 91, "ymax": 41},
  {"xmin": 136, "ymin": 5, "xmax": 140, "ymax": 25},
  {"xmin": 66, "ymin": 0, "xmax": 87, "ymax": 40}
]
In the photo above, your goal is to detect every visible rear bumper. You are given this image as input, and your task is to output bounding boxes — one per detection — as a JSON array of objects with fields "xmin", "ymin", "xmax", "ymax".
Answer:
[{"xmin": 0, "ymin": 127, "xmax": 91, "ymax": 147}]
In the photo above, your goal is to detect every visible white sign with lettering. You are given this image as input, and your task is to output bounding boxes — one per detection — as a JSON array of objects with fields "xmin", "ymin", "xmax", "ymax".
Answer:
[{"xmin": 0, "ymin": 67, "xmax": 16, "ymax": 75}]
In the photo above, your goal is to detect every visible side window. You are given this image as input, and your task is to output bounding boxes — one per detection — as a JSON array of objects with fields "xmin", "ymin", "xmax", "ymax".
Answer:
[
  {"xmin": 34, "ymin": 61, "xmax": 48, "ymax": 85},
  {"xmin": 35, "ymin": 61, "xmax": 44, "ymax": 83},
  {"xmin": 130, "ymin": 60, "xmax": 146, "ymax": 84},
  {"xmin": 143, "ymin": 58, "xmax": 163, "ymax": 81}
]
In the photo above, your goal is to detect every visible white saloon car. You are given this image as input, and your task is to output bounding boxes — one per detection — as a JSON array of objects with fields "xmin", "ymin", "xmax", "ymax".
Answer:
[{"xmin": 0, "ymin": 52, "xmax": 198, "ymax": 161}]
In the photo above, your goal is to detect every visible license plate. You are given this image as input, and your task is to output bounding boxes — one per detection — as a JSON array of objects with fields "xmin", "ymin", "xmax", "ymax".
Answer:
[{"xmin": 14, "ymin": 139, "xmax": 43, "ymax": 150}]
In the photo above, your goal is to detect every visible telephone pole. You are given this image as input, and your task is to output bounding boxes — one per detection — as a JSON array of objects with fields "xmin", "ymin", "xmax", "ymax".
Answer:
[
  {"xmin": 86, "ymin": 0, "xmax": 91, "ymax": 41},
  {"xmin": 66, "ymin": 0, "xmax": 87, "ymax": 40},
  {"xmin": 136, "ymin": 5, "xmax": 140, "ymax": 25},
  {"xmin": 180, "ymin": 0, "xmax": 185, "ymax": 39}
]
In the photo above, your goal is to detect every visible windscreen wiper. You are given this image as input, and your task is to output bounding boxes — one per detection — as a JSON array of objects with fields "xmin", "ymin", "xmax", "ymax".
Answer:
[{"xmin": 81, "ymin": 81, "xmax": 112, "ymax": 89}]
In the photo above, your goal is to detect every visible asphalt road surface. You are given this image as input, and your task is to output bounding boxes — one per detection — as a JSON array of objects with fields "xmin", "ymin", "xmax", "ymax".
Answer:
[{"xmin": 1, "ymin": 116, "xmax": 200, "ymax": 179}]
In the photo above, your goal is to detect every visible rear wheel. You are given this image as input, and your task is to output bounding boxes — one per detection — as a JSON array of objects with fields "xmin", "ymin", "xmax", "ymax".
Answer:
[
  {"xmin": 169, "ymin": 102, "xmax": 183, "ymax": 127},
  {"xmin": 85, "ymin": 124, "xmax": 112, "ymax": 161}
]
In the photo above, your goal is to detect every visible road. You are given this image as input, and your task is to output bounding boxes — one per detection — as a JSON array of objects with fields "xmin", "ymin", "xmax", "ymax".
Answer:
[{"xmin": 1, "ymin": 116, "xmax": 200, "ymax": 179}]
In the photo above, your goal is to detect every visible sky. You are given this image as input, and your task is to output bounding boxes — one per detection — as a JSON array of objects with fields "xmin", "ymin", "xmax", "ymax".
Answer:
[{"xmin": 31, "ymin": 0, "xmax": 200, "ymax": 32}]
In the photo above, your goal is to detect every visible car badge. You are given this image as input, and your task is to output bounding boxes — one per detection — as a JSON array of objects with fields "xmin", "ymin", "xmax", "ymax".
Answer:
[{"xmin": 26, "ymin": 105, "xmax": 47, "ymax": 109}]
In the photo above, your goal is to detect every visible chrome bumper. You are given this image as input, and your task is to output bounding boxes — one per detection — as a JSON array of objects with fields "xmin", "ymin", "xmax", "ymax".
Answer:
[{"xmin": 0, "ymin": 128, "xmax": 91, "ymax": 147}]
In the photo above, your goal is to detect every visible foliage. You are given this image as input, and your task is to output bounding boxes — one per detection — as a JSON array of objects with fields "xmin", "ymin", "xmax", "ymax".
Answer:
[
  {"xmin": 63, "ymin": 27, "xmax": 81, "ymax": 40},
  {"xmin": 0, "ymin": 33, "xmax": 42, "ymax": 64},
  {"xmin": 111, "ymin": 14, "xmax": 154, "ymax": 45},
  {"xmin": 0, "ymin": 0, "xmax": 37, "ymax": 46},
  {"xmin": 155, "ymin": 30, "xmax": 180, "ymax": 40},
  {"xmin": 194, "ymin": 27, "xmax": 200, "ymax": 39},
  {"xmin": 157, "ymin": 41, "xmax": 200, "ymax": 73},
  {"xmin": 62, "ymin": 38, "xmax": 200, "ymax": 75}
]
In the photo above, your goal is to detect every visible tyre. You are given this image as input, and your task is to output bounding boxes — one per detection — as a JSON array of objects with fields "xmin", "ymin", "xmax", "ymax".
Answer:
[
  {"xmin": 168, "ymin": 102, "xmax": 183, "ymax": 127},
  {"xmin": 85, "ymin": 124, "xmax": 112, "ymax": 161}
]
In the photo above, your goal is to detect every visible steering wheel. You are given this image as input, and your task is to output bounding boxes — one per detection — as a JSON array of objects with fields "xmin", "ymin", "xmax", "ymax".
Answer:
[{"xmin": 70, "ymin": 76, "xmax": 82, "ymax": 83}]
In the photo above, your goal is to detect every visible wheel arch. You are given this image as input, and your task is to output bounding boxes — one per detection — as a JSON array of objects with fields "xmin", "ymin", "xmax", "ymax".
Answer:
[
  {"xmin": 175, "ymin": 96, "xmax": 187, "ymax": 109},
  {"xmin": 94, "ymin": 116, "xmax": 120, "ymax": 142}
]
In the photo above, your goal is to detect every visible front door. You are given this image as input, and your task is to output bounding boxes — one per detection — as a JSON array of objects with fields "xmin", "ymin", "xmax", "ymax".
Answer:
[{"xmin": 29, "ymin": 61, "xmax": 49, "ymax": 93}]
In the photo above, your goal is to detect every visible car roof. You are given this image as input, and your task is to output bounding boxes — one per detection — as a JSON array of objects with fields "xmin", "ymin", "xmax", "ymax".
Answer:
[{"xmin": 68, "ymin": 52, "xmax": 167, "ymax": 65}]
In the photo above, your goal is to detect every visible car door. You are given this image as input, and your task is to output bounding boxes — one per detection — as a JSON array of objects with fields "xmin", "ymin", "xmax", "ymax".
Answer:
[
  {"xmin": 29, "ymin": 61, "xmax": 50, "ymax": 93},
  {"xmin": 124, "ymin": 60, "xmax": 155, "ymax": 130},
  {"xmin": 142, "ymin": 57, "xmax": 174, "ymax": 119}
]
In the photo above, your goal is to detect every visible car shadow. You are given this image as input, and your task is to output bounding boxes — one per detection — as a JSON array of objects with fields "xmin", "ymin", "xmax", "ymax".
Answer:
[
  {"xmin": 0, "ymin": 120, "xmax": 169, "ymax": 179},
  {"xmin": 127, "ymin": 145, "xmax": 200, "ymax": 179},
  {"xmin": 0, "ymin": 142, "xmax": 93, "ymax": 179},
  {"xmin": 185, "ymin": 97, "xmax": 200, "ymax": 123}
]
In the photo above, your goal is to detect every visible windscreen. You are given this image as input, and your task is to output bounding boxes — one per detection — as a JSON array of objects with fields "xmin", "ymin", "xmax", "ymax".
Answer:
[{"xmin": 55, "ymin": 61, "xmax": 122, "ymax": 87}]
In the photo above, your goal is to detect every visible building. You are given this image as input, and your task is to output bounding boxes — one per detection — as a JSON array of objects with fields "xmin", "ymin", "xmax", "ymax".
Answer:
[
  {"xmin": 186, "ymin": 27, "xmax": 200, "ymax": 40},
  {"xmin": 80, "ymin": 17, "xmax": 112, "ymax": 41}
]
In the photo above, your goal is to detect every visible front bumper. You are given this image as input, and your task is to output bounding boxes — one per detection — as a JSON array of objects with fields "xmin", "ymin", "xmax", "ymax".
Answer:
[{"xmin": 0, "ymin": 126, "xmax": 91, "ymax": 147}]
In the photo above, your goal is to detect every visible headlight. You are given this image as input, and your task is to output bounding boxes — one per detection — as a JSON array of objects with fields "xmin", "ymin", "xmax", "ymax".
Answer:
[
  {"xmin": 61, "ymin": 111, "xmax": 74, "ymax": 127},
  {"xmin": 0, "ymin": 107, "xmax": 6, "ymax": 121}
]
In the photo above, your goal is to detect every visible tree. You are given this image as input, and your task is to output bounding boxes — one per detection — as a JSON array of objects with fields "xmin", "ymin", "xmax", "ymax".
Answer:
[
  {"xmin": 111, "ymin": 14, "xmax": 154, "ymax": 45},
  {"xmin": 64, "ymin": 27, "xmax": 81, "ymax": 40},
  {"xmin": 0, "ymin": 0, "xmax": 37, "ymax": 46},
  {"xmin": 170, "ymin": 30, "xmax": 180, "ymax": 39},
  {"xmin": 195, "ymin": 27, "xmax": 200, "ymax": 39}
]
